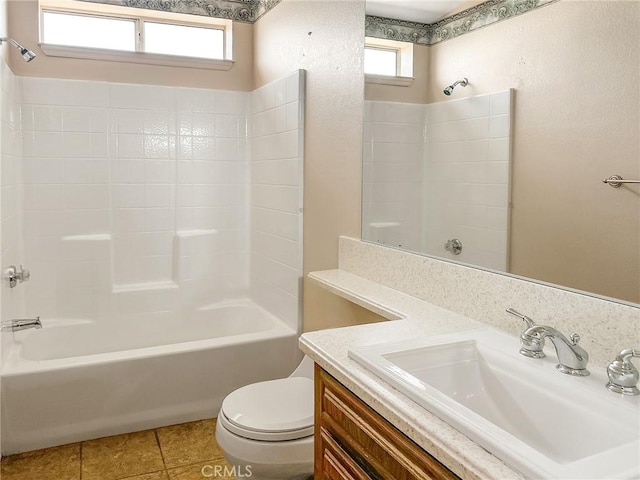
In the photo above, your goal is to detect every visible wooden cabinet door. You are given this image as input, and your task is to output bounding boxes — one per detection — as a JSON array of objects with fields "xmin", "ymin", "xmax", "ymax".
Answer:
[{"xmin": 315, "ymin": 365, "xmax": 459, "ymax": 480}]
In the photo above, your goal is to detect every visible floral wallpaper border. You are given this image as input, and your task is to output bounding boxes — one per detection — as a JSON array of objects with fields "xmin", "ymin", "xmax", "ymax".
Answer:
[
  {"xmin": 78, "ymin": 0, "xmax": 282, "ymax": 23},
  {"xmin": 366, "ymin": 0, "xmax": 559, "ymax": 45},
  {"xmin": 78, "ymin": 0, "xmax": 558, "ymax": 35}
]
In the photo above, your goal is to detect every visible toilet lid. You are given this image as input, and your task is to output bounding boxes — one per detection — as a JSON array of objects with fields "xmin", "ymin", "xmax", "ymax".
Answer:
[{"xmin": 221, "ymin": 377, "xmax": 314, "ymax": 441}]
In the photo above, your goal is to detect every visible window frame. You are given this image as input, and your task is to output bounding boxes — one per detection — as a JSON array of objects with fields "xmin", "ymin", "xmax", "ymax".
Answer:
[
  {"xmin": 39, "ymin": 0, "xmax": 234, "ymax": 71},
  {"xmin": 364, "ymin": 37, "xmax": 414, "ymax": 87}
]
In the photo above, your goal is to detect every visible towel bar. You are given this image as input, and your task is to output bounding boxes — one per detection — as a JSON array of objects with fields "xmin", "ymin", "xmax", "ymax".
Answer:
[{"xmin": 602, "ymin": 175, "xmax": 640, "ymax": 188}]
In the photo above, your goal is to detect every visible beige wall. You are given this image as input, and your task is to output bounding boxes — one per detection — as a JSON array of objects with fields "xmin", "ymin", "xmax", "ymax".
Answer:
[
  {"xmin": 365, "ymin": 44, "xmax": 429, "ymax": 103},
  {"xmin": 7, "ymin": 0, "xmax": 254, "ymax": 90},
  {"xmin": 253, "ymin": 0, "xmax": 383, "ymax": 331},
  {"xmin": 427, "ymin": 1, "xmax": 640, "ymax": 302}
]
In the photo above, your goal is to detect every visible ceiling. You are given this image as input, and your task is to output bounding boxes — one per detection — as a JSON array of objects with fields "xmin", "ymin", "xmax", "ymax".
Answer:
[{"xmin": 365, "ymin": 0, "xmax": 472, "ymax": 24}]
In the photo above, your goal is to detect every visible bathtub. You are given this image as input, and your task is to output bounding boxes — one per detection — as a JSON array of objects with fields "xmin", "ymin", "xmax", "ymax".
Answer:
[{"xmin": 0, "ymin": 299, "xmax": 300, "ymax": 455}]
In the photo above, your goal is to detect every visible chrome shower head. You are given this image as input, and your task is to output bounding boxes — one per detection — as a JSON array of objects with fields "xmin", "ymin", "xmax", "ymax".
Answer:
[
  {"xmin": 443, "ymin": 77, "xmax": 468, "ymax": 96},
  {"xmin": 21, "ymin": 48, "xmax": 36, "ymax": 62},
  {"xmin": 0, "ymin": 37, "xmax": 36, "ymax": 62}
]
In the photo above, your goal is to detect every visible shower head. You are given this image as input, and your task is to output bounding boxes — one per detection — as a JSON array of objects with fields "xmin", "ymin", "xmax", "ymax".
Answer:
[
  {"xmin": 443, "ymin": 77, "xmax": 468, "ymax": 96},
  {"xmin": 0, "ymin": 37, "xmax": 36, "ymax": 62},
  {"xmin": 21, "ymin": 48, "xmax": 37, "ymax": 62}
]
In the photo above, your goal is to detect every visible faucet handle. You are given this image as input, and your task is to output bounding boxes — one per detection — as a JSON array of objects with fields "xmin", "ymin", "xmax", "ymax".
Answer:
[
  {"xmin": 5, "ymin": 265, "xmax": 30, "ymax": 288},
  {"xmin": 506, "ymin": 308, "xmax": 546, "ymax": 359},
  {"xmin": 506, "ymin": 308, "xmax": 536, "ymax": 328},
  {"xmin": 569, "ymin": 333, "xmax": 580, "ymax": 345},
  {"xmin": 606, "ymin": 348, "xmax": 640, "ymax": 396},
  {"xmin": 19, "ymin": 265, "xmax": 30, "ymax": 282}
]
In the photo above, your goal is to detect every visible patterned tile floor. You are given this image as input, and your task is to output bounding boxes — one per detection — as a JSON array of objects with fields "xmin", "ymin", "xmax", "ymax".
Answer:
[{"xmin": 0, "ymin": 418, "xmax": 236, "ymax": 480}]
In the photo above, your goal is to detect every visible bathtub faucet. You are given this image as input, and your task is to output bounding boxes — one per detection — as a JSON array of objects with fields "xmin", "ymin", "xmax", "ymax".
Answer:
[{"xmin": 1, "ymin": 317, "xmax": 42, "ymax": 332}]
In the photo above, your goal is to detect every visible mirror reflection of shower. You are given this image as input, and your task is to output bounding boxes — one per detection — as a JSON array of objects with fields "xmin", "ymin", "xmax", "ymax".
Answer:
[
  {"xmin": 363, "ymin": 88, "xmax": 513, "ymax": 272},
  {"xmin": 0, "ymin": 37, "xmax": 36, "ymax": 62},
  {"xmin": 443, "ymin": 77, "xmax": 468, "ymax": 95}
]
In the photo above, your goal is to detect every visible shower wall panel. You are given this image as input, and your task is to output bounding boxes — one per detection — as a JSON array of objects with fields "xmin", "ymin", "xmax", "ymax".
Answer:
[
  {"xmin": 0, "ymin": 61, "xmax": 24, "ymax": 325},
  {"xmin": 20, "ymin": 78, "xmax": 250, "ymax": 321},
  {"xmin": 250, "ymin": 71, "xmax": 304, "ymax": 332},
  {"xmin": 425, "ymin": 91, "xmax": 511, "ymax": 271},
  {"xmin": 16, "ymin": 73, "xmax": 303, "ymax": 327},
  {"xmin": 21, "ymin": 78, "xmax": 112, "ymax": 320},
  {"xmin": 362, "ymin": 100, "xmax": 425, "ymax": 253}
]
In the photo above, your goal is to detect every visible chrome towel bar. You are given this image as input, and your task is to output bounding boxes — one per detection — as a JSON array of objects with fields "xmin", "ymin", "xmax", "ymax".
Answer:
[{"xmin": 602, "ymin": 175, "xmax": 640, "ymax": 188}]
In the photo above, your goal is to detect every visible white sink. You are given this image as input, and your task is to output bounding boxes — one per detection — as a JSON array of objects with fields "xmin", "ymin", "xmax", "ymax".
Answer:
[{"xmin": 348, "ymin": 329, "xmax": 640, "ymax": 479}]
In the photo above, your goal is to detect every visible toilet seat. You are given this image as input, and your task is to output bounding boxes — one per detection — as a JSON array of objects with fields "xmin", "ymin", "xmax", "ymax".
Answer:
[{"xmin": 220, "ymin": 376, "xmax": 314, "ymax": 442}]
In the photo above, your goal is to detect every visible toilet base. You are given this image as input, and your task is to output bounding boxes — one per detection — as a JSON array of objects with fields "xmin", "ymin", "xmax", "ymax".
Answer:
[
  {"xmin": 215, "ymin": 416, "xmax": 314, "ymax": 480},
  {"xmin": 220, "ymin": 451, "xmax": 312, "ymax": 480}
]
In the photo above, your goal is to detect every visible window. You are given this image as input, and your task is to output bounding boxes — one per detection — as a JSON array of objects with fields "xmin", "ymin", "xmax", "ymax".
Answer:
[
  {"xmin": 42, "ymin": 11, "xmax": 136, "ymax": 51},
  {"xmin": 39, "ymin": 0, "xmax": 233, "ymax": 69},
  {"xmin": 364, "ymin": 46, "xmax": 398, "ymax": 76},
  {"xmin": 144, "ymin": 22, "xmax": 224, "ymax": 60},
  {"xmin": 364, "ymin": 37, "xmax": 414, "ymax": 86}
]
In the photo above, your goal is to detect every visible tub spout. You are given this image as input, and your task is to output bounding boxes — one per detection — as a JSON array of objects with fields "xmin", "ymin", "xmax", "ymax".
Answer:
[{"xmin": 1, "ymin": 317, "xmax": 42, "ymax": 332}]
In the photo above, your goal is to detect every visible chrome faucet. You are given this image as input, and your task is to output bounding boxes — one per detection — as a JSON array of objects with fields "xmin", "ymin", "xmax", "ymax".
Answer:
[
  {"xmin": 606, "ymin": 349, "xmax": 640, "ymax": 396},
  {"xmin": 506, "ymin": 308, "xmax": 590, "ymax": 377},
  {"xmin": 0, "ymin": 317, "xmax": 42, "ymax": 332}
]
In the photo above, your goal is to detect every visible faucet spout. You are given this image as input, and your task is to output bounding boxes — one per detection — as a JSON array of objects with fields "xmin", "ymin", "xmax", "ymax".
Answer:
[
  {"xmin": 1, "ymin": 317, "xmax": 42, "ymax": 332},
  {"xmin": 522, "ymin": 325, "xmax": 590, "ymax": 376}
]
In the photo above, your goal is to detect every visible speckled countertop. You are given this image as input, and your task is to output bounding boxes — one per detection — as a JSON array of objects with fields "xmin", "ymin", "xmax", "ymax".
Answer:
[{"xmin": 299, "ymin": 269, "xmax": 527, "ymax": 480}]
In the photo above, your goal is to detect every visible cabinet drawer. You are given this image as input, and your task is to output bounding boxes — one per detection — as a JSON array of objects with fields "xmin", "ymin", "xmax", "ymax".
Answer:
[
  {"xmin": 321, "ymin": 427, "xmax": 374, "ymax": 480},
  {"xmin": 315, "ymin": 365, "xmax": 459, "ymax": 480}
]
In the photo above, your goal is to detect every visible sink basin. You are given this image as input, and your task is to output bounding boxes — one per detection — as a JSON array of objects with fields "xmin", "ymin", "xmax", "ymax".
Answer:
[{"xmin": 348, "ymin": 329, "xmax": 640, "ymax": 479}]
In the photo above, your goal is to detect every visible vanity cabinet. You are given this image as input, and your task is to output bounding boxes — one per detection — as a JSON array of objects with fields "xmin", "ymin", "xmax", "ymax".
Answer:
[{"xmin": 314, "ymin": 365, "xmax": 459, "ymax": 480}]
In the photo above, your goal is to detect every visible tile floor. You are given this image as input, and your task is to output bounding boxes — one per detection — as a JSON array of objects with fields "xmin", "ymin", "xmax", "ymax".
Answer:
[{"xmin": 0, "ymin": 418, "xmax": 236, "ymax": 480}]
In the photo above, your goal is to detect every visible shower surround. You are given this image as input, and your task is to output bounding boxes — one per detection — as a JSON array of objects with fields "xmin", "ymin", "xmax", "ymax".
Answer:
[
  {"xmin": 18, "ymin": 71, "xmax": 303, "ymax": 331},
  {"xmin": 0, "ymin": 68, "xmax": 305, "ymax": 453}
]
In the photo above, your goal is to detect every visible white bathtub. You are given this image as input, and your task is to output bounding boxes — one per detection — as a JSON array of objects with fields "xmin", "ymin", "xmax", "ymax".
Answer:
[{"xmin": 0, "ymin": 299, "xmax": 300, "ymax": 455}]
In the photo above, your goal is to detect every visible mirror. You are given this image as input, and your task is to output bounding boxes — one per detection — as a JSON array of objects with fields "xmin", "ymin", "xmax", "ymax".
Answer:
[{"xmin": 362, "ymin": 0, "xmax": 640, "ymax": 305}]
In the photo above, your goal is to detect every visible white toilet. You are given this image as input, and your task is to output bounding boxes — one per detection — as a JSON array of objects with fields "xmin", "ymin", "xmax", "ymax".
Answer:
[{"xmin": 215, "ymin": 356, "xmax": 315, "ymax": 480}]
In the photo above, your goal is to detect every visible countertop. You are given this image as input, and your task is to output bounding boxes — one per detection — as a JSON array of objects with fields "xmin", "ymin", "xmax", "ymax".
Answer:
[{"xmin": 299, "ymin": 269, "xmax": 527, "ymax": 480}]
